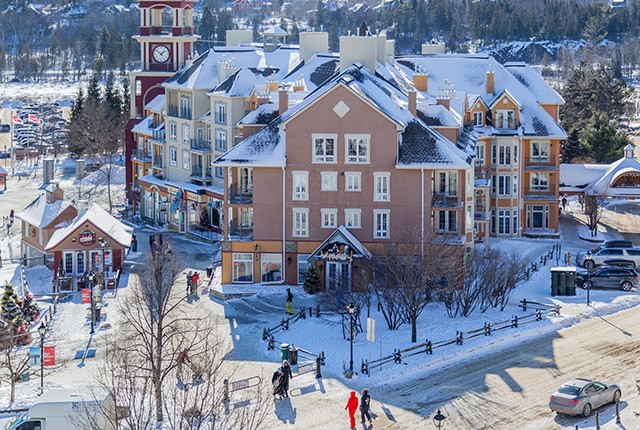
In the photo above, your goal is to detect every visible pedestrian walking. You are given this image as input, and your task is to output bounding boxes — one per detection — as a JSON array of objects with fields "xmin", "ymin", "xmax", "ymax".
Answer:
[
  {"xmin": 186, "ymin": 271, "xmax": 193, "ymax": 296},
  {"xmin": 149, "ymin": 235, "xmax": 156, "ymax": 253},
  {"xmin": 345, "ymin": 390, "xmax": 359, "ymax": 429},
  {"xmin": 191, "ymin": 272, "xmax": 199, "ymax": 295},
  {"xmin": 9, "ymin": 209, "xmax": 14, "ymax": 222},
  {"xmin": 272, "ymin": 368, "xmax": 285, "ymax": 400},
  {"xmin": 281, "ymin": 359, "xmax": 293, "ymax": 397},
  {"xmin": 158, "ymin": 233, "xmax": 163, "ymax": 248},
  {"xmin": 562, "ymin": 196, "xmax": 567, "ymax": 211},
  {"xmin": 285, "ymin": 288, "xmax": 294, "ymax": 315},
  {"xmin": 360, "ymin": 388, "xmax": 372, "ymax": 425}
]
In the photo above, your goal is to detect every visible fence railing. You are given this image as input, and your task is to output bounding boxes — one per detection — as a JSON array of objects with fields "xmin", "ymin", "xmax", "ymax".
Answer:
[
  {"xmin": 361, "ymin": 304, "xmax": 561, "ymax": 375},
  {"xmin": 524, "ymin": 243, "xmax": 561, "ymax": 280}
]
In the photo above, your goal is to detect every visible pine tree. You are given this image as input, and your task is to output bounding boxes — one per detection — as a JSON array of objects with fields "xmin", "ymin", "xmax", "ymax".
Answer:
[
  {"xmin": 303, "ymin": 266, "xmax": 321, "ymax": 294},
  {"xmin": 70, "ymin": 87, "xmax": 84, "ymax": 121},
  {"xmin": 86, "ymin": 72, "xmax": 102, "ymax": 104},
  {"xmin": 582, "ymin": 111, "xmax": 631, "ymax": 163}
]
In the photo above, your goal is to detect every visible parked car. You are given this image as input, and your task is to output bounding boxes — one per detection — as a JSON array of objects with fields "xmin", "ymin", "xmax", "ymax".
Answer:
[
  {"xmin": 603, "ymin": 240, "xmax": 633, "ymax": 248},
  {"xmin": 576, "ymin": 246, "xmax": 640, "ymax": 269},
  {"xmin": 549, "ymin": 378, "xmax": 621, "ymax": 417},
  {"xmin": 575, "ymin": 267, "xmax": 639, "ymax": 291}
]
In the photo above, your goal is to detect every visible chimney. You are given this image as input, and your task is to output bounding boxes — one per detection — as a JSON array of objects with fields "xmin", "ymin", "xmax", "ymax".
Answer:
[
  {"xmin": 292, "ymin": 76, "xmax": 305, "ymax": 92},
  {"xmin": 299, "ymin": 32, "xmax": 329, "ymax": 63},
  {"xmin": 486, "ymin": 70, "xmax": 494, "ymax": 95},
  {"xmin": 408, "ymin": 91, "xmax": 417, "ymax": 116},
  {"xmin": 436, "ymin": 98, "xmax": 450, "ymax": 111},
  {"xmin": 413, "ymin": 74, "xmax": 428, "ymax": 92},
  {"xmin": 278, "ymin": 89, "xmax": 289, "ymax": 115},
  {"xmin": 385, "ymin": 39, "xmax": 395, "ymax": 64},
  {"xmin": 268, "ymin": 80, "xmax": 279, "ymax": 93}
]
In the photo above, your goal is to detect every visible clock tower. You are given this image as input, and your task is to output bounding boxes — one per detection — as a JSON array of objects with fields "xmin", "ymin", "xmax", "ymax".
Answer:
[{"xmin": 125, "ymin": 0, "xmax": 200, "ymax": 201}]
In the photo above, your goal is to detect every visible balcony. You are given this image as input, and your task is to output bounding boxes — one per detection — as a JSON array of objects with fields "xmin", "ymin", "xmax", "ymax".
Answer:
[
  {"xmin": 525, "ymin": 156, "xmax": 557, "ymax": 170},
  {"xmin": 151, "ymin": 129, "xmax": 166, "ymax": 143},
  {"xmin": 524, "ymin": 182, "xmax": 557, "ymax": 198},
  {"xmin": 190, "ymin": 138, "xmax": 212, "ymax": 152},
  {"xmin": 228, "ymin": 219, "xmax": 253, "ymax": 241},
  {"xmin": 132, "ymin": 149, "xmax": 152, "ymax": 162},
  {"xmin": 228, "ymin": 186, "xmax": 253, "ymax": 204},
  {"xmin": 180, "ymin": 107, "xmax": 192, "ymax": 120},
  {"xmin": 167, "ymin": 105, "xmax": 179, "ymax": 117},
  {"xmin": 152, "ymin": 157, "xmax": 163, "ymax": 168},
  {"xmin": 191, "ymin": 166, "xmax": 212, "ymax": 180},
  {"xmin": 431, "ymin": 192, "xmax": 460, "ymax": 208}
]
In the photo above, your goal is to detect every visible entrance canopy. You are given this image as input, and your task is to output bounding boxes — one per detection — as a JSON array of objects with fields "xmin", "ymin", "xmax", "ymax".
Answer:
[{"xmin": 308, "ymin": 225, "xmax": 372, "ymax": 262}]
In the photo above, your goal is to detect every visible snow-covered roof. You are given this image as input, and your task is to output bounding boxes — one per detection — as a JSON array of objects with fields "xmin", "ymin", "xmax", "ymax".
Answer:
[
  {"xmin": 238, "ymin": 102, "xmax": 279, "ymax": 125},
  {"xmin": 146, "ymin": 94, "xmax": 165, "ymax": 114},
  {"xmin": 308, "ymin": 225, "xmax": 373, "ymax": 260},
  {"xmin": 209, "ymin": 68, "xmax": 272, "ymax": 97},
  {"xmin": 215, "ymin": 123, "xmax": 286, "ymax": 167},
  {"xmin": 282, "ymin": 53, "xmax": 339, "ymax": 92},
  {"xmin": 417, "ymin": 103, "xmax": 460, "ymax": 127},
  {"xmin": 16, "ymin": 194, "xmax": 74, "ymax": 229},
  {"xmin": 262, "ymin": 25, "xmax": 288, "ymax": 36},
  {"xmin": 46, "ymin": 203, "xmax": 132, "ymax": 250},
  {"xmin": 0, "ymin": 165, "xmax": 7, "ymax": 175},
  {"xmin": 559, "ymin": 163, "xmax": 609, "ymax": 190},
  {"xmin": 132, "ymin": 115, "xmax": 155, "ymax": 135}
]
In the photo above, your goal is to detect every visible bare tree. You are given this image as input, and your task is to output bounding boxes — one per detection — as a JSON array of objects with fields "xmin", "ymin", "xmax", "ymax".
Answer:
[
  {"xmin": 584, "ymin": 192, "xmax": 606, "ymax": 237},
  {"xmin": 0, "ymin": 321, "xmax": 30, "ymax": 402}
]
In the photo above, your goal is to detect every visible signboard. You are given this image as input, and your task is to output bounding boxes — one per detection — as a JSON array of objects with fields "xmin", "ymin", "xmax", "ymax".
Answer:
[
  {"xmin": 81, "ymin": 288, "xmax": 91, "ymax": 304},
  {"xmin": 367, "ymin": 318, "xmax": 375, "ymax": 343},
  {"xmin": 297, "ymin": 361, "xmax": 316, "ymax": 375},
  {"xmin": 318, "ymin": 242, "xmax": 353, "ymax": 262},
  {"xmin": 78, "ymin": 230, "xmax": 96, "ymax": 246},
  {"xmin": 29, "ymin": 346, "xmax": 41, "ymax": 367},
  {"xmin": 43, "ymin": 346, "xmax": 55, "ymax": 366}
]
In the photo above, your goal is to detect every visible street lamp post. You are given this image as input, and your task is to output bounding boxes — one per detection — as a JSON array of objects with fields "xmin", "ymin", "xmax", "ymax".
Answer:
[
  {"xmin": 432, "ymin": 409, "xmax": 447, "ymax": 429},
  {"xmin": 585, "ymin": 250, "xmax": 592, "ymax": 306},
  {"xmin": 348, "ymin": 302, "xmax": 355, "ymax": 373},
  {"xmin": 89, "ymin": 271, "xmax": 95, "ymax": 335},
  {"xmin": 99, "ymin": 237, "xmax": 107, "ymax": 290},
  {"xmin": 38, "ymin": 322, "xmax": 45, "ymax": 395}
]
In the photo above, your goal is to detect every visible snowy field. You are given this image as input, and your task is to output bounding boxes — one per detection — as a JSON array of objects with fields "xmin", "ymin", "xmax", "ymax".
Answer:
[{"xmin": 1, "ymin": 159, "xmax": 640, "ymax": 429}]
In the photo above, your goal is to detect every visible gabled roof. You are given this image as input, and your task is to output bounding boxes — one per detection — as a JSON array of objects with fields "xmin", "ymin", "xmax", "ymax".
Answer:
[
  {"xmin": 308, "ymin": 225, "xmax": 373, "ymax": 260},
  {"xmin": 16, "ymin": 194, "xmax": 74, "ymax": 229},
  {"xmin": 238, "ymin": 102, "xmax": 279, "ymax": 125},
  {"xmin": 283, "ymin": 53, "xmax": 339, "ymax": 92},
  {"xmin": 417, "ymin": 103, "xmax": 460, "ymax": 127},
  {"xmin": 489, "ymin": 89, "xmax": 521, "ymax": 109},
  {"xmin": 146, "ymin": 94, "xmax": 165, "ymax": 114},
  {"xmin": 262, "ymin": 25, "xmax": 288, "ymax": 36},
  {"xmin": 46, "ymin": 204, "xmax": 132, "ymax": 250},
  {"xmin": 215, "ymin": 122, "xmax": 285, "ymax": 167},
  {"xmin": 209, "ymin": 68, "xmax": 271, "ymax": 97}
]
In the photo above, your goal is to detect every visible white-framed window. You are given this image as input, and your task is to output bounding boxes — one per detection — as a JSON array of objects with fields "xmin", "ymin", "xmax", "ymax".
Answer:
[
  {"xmin": 437, "ymin": 210, "xmax": 457, "ymax": 232},
  {"xmin": 135, "ymin": 80, "xmax": 142, "ymax": 96},
  {"xmin": 373, "ymin": 209, "xmax": 390, "ymax": 238},
  {"xmin": 170, "ymin": 146, "xmax": 177, "ymax": 166},
  {"xmin": 215, "ymin": 167, "xmax": 223, "ymax": 178},
  {"xmin": 312, "ymin": 134, "xmax": 337, "ymax": 163},
  {"xmin": 473, "ymin": 111, "xmax": 483, "ymax": 126},
  {"xmin": 182, "ymin": 149, "xmax": 190, "ymax": 170},
  {"xmin": 497, "ymin": 209, "xmax": 511, "ymax": 234},
  {"xmin": 491, "ymin": 174, "xmax": 496, "ymax": 195},
  {"xmin": 513, "ymin": 175, "xmax": 518, "ymax": 195},
  {"xmin": 260, "ymin": 253, "xmax": 282, "ymax": 283},
  {"xmin": 498, "ymin": 144, "xmax": 512, "ymax": 165},
  {"xmin": 215, "ymin": 102, "xmax": 227, "ymax": 124},
  {"xmin": 182, "ymin": 123, "xmax": 190, "ymax": 145},
  {"xmin": 232, "ymin": 253, "xmax": 253, "ymax": 283},
  {"xmin": 345, "ymin": 208, "xmax": 361, "ymax": 229},
  {"xmin": 240, "ymin": 168, "xmax": 253, "ymax": 193},
  {"xmin": 530, "ymin": 173, "xmax": 549, "ymax": 192},
  {"xmin": 64, "ymin": 252, "xmax": 73, "ymax": 274},
  {"xmin": 181, "ymin": 96, "xmax": 189, "ymax": 115},
  {"xmin": 292, "ymin": 171, "xmax": 309, "ymax": 201},
  {"xmin": 527, "ymin": 204, "xmax": 549, "ymax": 229},
  {"xmin": 215, "ymin": 129, "xmax": 227, "ymax": 151},
  {"xmin": 513, "ymin": 209, "xmax": 518, "ymax": 235},
  {"xmin": 437, "ymin": 171, "xmax": 458, "ymax": 196},
  {"xmin": 76, "ymin": 251, "xmax": 85, "ymax": 274},
  {"xmin": 495, "ymin": 109, "xmax": 516, "ymax": 129},
  {"xmin": 345, "ymin": 134, "xmax": 370, "ymax": 163},
  {"xmin": 531, "ymin": 141, "xmax": 550, "ymax": 161},
  {"xmin": 293, "ymin": 208, "xmax": 309, "ymax": 237},
  {"xmin": 498, "ymin": 175, "xmax": 512, "ymax": 196},
  {"xmin": 321, "ymin": 208, "xmax": 338, "ymax": 228},
  {"xmin": 374, "ymin": 172, "xmax": 390, "ymax": 202},
  {"xmin": 321, "ymin": 171, "xmax": 338, "ymax": 191},
  {"xmin": 169, "ymin": 122, "xmax": 177, "ymax": 141},
  {"xmin": 475, "ymin": 143, "xmax": 485, "ymax": 166},
  {"xmin": 297, "ymin": 255, "xmax": 310, "ymax": 284},
  {"xmin": 345, "ymin": 172, "xmax": 362, "ymax": 192},
  {"xmin": 466, "ymin": 205, "xmax": 473, "ymax": 230}
]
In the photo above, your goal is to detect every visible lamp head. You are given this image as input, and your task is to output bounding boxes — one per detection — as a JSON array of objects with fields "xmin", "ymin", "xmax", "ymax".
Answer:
[
  {"xmin": 38, "ymin": 322, "xmax": 46, "ymax": 337},
  {"xmin": 99, "ymin": 237, "xmax": 106, "ymax": 248},
  {"xmin": 348, "ymin": 302, "xmax": 355, "ymax": 314},
  {"xmin": 586, "ymin": 250, "xmax": 592, "ymax": 260},
  {"xmin": 432, "ymin": 409, "xmax": 446, "ymax": 429}
]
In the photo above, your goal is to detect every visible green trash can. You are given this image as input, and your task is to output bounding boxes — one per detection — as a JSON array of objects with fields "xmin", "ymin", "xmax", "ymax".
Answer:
[
  {"xmin": 289, "ymin": 345, "xmax": 298, "ymax": 365},
  {"xmin": 131, "ymin": 238, "xmax": 137, "ymax": 252},
  {"xmin": 551, "ymin": 267, "xmax": 577, "ymax": 296},
  {"xmin": 280, "ymin": 343, "xmax": 289, "ymax": 362}
]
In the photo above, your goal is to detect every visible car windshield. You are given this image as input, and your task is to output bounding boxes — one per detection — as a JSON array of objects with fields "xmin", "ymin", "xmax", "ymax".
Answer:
[
  {"xmin": 591, "ymin": 247, "xmax": 602, "ymax": 254},
  {"xmin": 557, "ymin": 385, "xmax": 581, "ymax": 396},
  {"xmin": 7, "ymin": 414, "xmax": 27, "ymax": 430}
]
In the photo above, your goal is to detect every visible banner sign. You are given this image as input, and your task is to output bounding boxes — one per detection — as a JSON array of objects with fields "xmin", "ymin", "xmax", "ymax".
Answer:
[
  {"xmin": 43, "ymin": 346, "xmax": 55, "ymax": 366},
  {"xmin": 81, "ymin": 288, "xmax": 91, "ymax": 304},
  {"xmin": 78, "ymin": 230, "xmax": 96, "ymax": 246},
  {"xmin": 29, "ymin": 346, "xmax": 41, "ymax": 367}
]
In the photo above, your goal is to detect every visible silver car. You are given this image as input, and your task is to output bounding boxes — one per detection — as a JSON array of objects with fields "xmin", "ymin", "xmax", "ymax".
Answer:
[
  {"xmin": 576, "ymin": 247, "xmax": 640, "ymax": 269},
  {"xmin": 549, "ymin": 378, "xmax": 621, "ymax": 417}
]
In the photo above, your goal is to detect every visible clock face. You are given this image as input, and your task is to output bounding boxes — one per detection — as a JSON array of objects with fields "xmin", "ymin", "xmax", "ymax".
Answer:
[{"xmin": 152, "ymin": 45, "xmax": 170, "ymax": 63}]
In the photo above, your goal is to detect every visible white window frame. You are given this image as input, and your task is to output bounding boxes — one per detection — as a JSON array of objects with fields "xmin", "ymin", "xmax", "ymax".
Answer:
[
  {"xmin": 530, "ymin": 172, "xmax": 549, "ymax": 192},
  {"xmin": 373, "ymin": 172, "xmax": 390, "ymax": 202},
  {"xmin": 498, "ymin": 144, "xmax": 512, "ymax": 166},
  {"xmin": 497, "ymin": 209, "xmax": 511, "ymax": 235},
  {"xmin": 495, "ymin": 109, "xmax": 516, "ymax": 129},
  {"xmin": 321, "ymin": 208, "xmax": 338, "ymax": 228},
  {"xmin": 215, "ymin": 102, "xmax": 227, "ymax": 125},
  {"xmin": 169, "ymin": 122, "xmax": 177, "ymax": 141},
  {"xmin": 170, "ymin": 146, "xmax": 177, "ymax": 167},
  {"xmin": 345, "ymin": 134, "xmax": 370, "ymax": 163},
  {"xmin": 373, "ymin": 209, "xmax": 390, "ymax": 239},
  {"xmin": 297, "ymin": 254, "xmax": 310, "ymax": 284},
  {"xmin": 345, "ymin": 172, "xmax": 362, "ymax": 192},
  {"xmin": 531, "ymin": 141, "xmax": 550, "ymax": 161},
  {"xmin": 437, "ymin": 171, "xmax": 458, "ymax": 196},
  {"xmin": 437, "ymin": 210, "xmax": 457, "ymax": 232},
  {"xmin": 475, "ymin": 143, "xmax": 485, "ymax": 166},
  {"xmin": 345, "ymin": 208, "xmax": 361, "ymax": 229},
  {"xmin": 498, "ymin": 175, "xmax": 512, "ymax": 196},
  {"xmin": 182, "ymin": 148, "xmax": 190, "ymax": 170},
  {"xmin": 232, "ymin": 253, "xmax": 253, "ymax": 283},
  {"xmin": 473, "ymin": 111, "xmax": 483, "ymax": 127},
  {"xmin": 292, "ymin": 171, "xmax": 309, "ymax": 201},
  {"xmin": 215, "ymin": 129, "xmax": 227, "ymax": 151},
  {"xmin": 182, "ymin": 123, "xmax": 190, "ymax": 145},
  {"xmin": 312, "ymin": 134, "xmax": 337, "ymax": 163},
  {"xmin": 321, "ymin": 171, "xmax": 338, "ymax": 191},
  {"xmin": 293, "ymin": 208, "xmax": 309, "ymax": 237}
]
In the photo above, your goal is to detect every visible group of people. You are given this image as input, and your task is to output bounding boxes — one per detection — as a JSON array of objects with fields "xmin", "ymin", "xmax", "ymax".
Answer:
[
  {"xmin": 272, "ymin": 359, "xmax": 293, "ymax": 400},
  {"xmin": 345, "ymin": 389, "xmax": 372, "ymax": 429},
  {"xmin": 186, "ymin": 271, "xmax": 200, "ymax": 296},
  {"xmin": 3, "ymin": 209, "xmax": 14, "ymax": 236}
]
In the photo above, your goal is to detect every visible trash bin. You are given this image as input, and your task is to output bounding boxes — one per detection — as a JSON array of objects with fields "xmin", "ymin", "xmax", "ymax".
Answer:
[
  {"xmin": 551, "ymin": 267, "xmax": 577, "ymax": 296},
  {"xmin": 289, "ymin": 345, "xmax": 298, "ymax": 365},
  {"xmin": 206, "ymin": 266, "xmax": 213, "ymax": 278},
  {"xmin": 280, "ymin": 343, "xmax": 289, "ymax": 362},
  {"xmin": 93, "ymin": 304, "xmax": 102, "ymax": 323}
]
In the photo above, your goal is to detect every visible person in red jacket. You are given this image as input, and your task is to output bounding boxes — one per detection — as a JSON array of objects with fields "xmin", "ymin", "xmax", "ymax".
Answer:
[{"xmin": 345, "ymin": 390, "xmax": 359, "ymax": 429}]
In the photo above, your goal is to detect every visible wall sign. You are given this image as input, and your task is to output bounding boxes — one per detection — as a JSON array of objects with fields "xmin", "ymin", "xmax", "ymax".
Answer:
[
  {"xmin": 318, "ymin": 242, "xmax": 353, "ymax": 262},
  {"xmin": 78, "ymin": 230, "xmax": 96, "ymax": 246}
]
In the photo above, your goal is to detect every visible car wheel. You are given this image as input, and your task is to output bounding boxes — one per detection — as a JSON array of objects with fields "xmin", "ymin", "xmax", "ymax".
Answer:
[
  {"xmin": 613, "ymin": 389, "xmax": 621, "ymax": 403},
  {"xmin": 582, "ymin": 403, "xmax": 592, "ymax": 417},
  {"xmin": 621, "ymin": 281, "xmax": 633, "ymax": 292},
  {"xmin": 585, "ymin": 260, "xmax": 596, "ymax": 270},
  {"xmin": 583, "ymin": 280, "xmax": 593, "ymax": 289}
]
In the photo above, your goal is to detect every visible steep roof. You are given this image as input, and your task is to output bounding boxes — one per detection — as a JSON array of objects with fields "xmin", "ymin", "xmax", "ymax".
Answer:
[
  {"xmin": 146, "ymin": 94, "xmax": 165, "ymax": 113},
  {"xmin": 16, "ymin": 194, "xmax": 73, "ymax": 228},
  {"xmin": 283, "ymin": 53, "xmax": 340, "ymax": 92},
  {"xmin": 46, "ymin": 203, "xmax": 132, "ymax": 250},
  {"xmin": 215, "ymin": 122, "xmax": 285, "ymax": 167}
]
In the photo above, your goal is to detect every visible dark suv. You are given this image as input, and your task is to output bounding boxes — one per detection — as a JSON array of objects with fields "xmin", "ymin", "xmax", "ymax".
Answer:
[{"xmin": 576, "ymin": 267, "xmax": 640, "ymax": 291}]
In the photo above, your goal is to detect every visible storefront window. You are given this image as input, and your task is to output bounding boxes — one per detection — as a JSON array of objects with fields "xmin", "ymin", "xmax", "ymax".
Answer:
[
  {"xmin": 64, "ymin": 252, "xmax": 73, "ymax": 274},
  {"xmin": 232, "ymin": 253, "xmax": 253, "ymax": 283},
  {"xmin": 297, "ymin": 255, "xmax": 310, "ymax": 284},
  {"xmin": 261, "ymin": 254, "xmax": 282, "ymax": 283},
  {"xmin": 76, "ymin": 251, "xmax": 85, "ymax": 275}
]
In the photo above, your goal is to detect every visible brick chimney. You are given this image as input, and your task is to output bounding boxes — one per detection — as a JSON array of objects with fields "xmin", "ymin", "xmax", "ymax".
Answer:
[
  {"xmin": 413, "ymin": 73, "xmax": 428, "ymax": 92},
  {"xmin": 279, "ymin": 89, "xmax": 288, "ymax": 115},
  {"xmin": 436, "ymin": 98, "xmax": 450, "ymax": 110},
  {"xmin": 408, "ymin": 91, "xmax": 417, "ymax": 116},
  {"xmin": 486, "ymin": 70, "xmax": 495, "ymax": 95}
]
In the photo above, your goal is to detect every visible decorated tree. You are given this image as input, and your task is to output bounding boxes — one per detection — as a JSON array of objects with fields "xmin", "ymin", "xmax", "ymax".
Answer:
[
  {"xmin": 1, "ymin": 283, "xmax": 29, "ymax": 345},
  {"xmin": 303, "ymin": 266, "xmax": 321, "ymax": 294},
  {"xmin": 21, "ymin": 293, "xmax": 40, "ymax": 323}
]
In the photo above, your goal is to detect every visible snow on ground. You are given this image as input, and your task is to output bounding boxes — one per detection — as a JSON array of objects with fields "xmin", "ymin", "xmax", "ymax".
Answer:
[{"xmin": 0, "ymin": 81, "xmax": 83, "ymax": 103}]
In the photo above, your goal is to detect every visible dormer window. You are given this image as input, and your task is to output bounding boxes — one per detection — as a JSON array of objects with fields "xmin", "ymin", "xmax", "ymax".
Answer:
[
  {"xmin": 495, "ymin": 109, "xmax": 516, "ymax": 129},
  {"xmin": 473, "ymin": 111, "xmax": 484, "ymax": 127}
]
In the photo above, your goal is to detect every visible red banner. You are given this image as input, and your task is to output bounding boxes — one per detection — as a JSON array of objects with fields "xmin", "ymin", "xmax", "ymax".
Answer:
[
  {"xmin": 81, "ymin": 288, "xmax": 90, "ymax": 304},
  {"xmin": 43, "ymin": 345, "xmax": 55, "ymax": 366},
  {"xmin": 11, "ymin": 115, "xmax": 22, "ymax": 124}
]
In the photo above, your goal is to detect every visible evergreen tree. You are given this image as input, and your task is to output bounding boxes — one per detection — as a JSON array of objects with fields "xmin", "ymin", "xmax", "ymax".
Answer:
[
  {"xmin": 561, "ymin": 128, "xmax": 583, "ymax": 164},
  {"xmin": 303, "ymin": 266, "xmax": 321, "ymax": 294},
  {"xmin": 198, "ymin": 4, "xmax": 216, "ymax": 41},
  {"xmin": 104, "ymin": 72, "xmax": 123, "ymax": 120},
  {"xmin": 582, "ymin": 111, "xmax": 631, "ymax": 163},
  {"xmin": 1, "ymin": 283, "xmax": 25, "ymax": 334},
  {"xmin": 21, "ymin": 293, "xmax": 40, "ymax": 323},
  {"xmin": 86, "ymin": 72, "xmax": 102, "ymax": 103}
]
